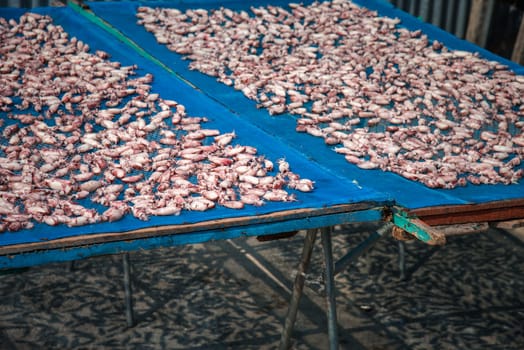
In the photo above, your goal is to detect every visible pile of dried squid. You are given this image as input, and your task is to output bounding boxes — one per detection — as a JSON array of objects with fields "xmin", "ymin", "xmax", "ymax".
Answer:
[
  {"xmin": 0, "ymin": 13, "xmax": 314, "ymax": 232},
  {"xmin": 137, "ymin": 0, "xmax": 524, "ymax": 189}
]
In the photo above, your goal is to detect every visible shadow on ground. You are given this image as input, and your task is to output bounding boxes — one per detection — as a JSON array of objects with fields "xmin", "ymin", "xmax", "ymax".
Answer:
[{"xmin": 1, "ymin": 223, "xmax": 523, "ymax": 349}]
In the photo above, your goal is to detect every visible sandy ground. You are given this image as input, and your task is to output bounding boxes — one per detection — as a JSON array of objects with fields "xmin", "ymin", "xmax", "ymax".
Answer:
[{"xmin": 0, "ymin": 222, "xmax": 523, "ymax": 349}]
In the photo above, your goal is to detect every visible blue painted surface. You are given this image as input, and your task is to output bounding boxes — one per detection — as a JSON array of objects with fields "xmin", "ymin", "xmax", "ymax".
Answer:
[
  {"xmin": 0, "ymin": 208, "xmax": 382, "ymax": 269},
  {"xmin": 1, "ymin": 1, "xmax": 523, "ymax": 269},
  {"xmin": 0, "ymin": 7, "xmax": 388, "ymax": 250},
  {"xmin": 87, "ymin": 0, "xmax": 524, "ymax": 210}
]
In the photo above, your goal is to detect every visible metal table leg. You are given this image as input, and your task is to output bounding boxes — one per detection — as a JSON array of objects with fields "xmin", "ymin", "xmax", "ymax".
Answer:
[
  {"xmin": 279, "ymin": 229, "xmax": 318, "ymax": 350},
  {"xmin": 334, "ymin": 222, "xmax": 393, "ymax": 275},
  {"xmin": 280, "ymin": 222, "xmax": 393, "ymax": 349},
  {"xmin": 67, "ymin": 260, "xmax": 75, "ymax": 272},
  {"xmin": 321, "ymin": 226, "xmax": 338, "ymax": 350},
  {"xmin": 122, "ymin": 252, "xmax": 134, "ymax": 328},
  {"xmin": 398, "ymin": 241, "xmax": 406, "ymax": 280}
]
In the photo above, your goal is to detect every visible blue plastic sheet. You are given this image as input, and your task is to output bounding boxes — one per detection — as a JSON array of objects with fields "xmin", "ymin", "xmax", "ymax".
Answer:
[
  {"xmin": 0, "ymin": 7, "xmax": 388, "ymax": 247},
  {"xmin": 87, "ymin": 0, "xmax": 524, "ymax": 209}
]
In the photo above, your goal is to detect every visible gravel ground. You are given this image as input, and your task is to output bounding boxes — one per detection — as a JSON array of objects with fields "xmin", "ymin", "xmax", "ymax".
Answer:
[{"xmin": 0, "ymin": 223, "xmax": 523, "ymax": 349}]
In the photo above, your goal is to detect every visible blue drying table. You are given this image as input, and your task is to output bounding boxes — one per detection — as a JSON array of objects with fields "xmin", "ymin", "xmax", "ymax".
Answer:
[
  {"xmin": 0, "ymin": 6, "xmax": 389, "ymax": 268},
  {"xmin": 82, "ymin": 2, "xmax": 524, "ymax": 348},
  {"xmin": 87, "ymin": 0, "xmax": 524, "ymax": 225},
  {"xmin": 1, "ymin": 3, "xmax": 523, "ymax": 349}
]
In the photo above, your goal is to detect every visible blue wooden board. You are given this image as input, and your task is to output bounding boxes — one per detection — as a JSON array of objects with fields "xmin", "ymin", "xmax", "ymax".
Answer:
[
  {"xmin": 0, "ymin": 208, "xmax": 382, "ymax": 269},
  {"xmin": 0, "ymin": 6, "xmax": 389, "ymax": 251},
  {"xmin": 87, "ymin": 0, "xmax": 524, "ymax": 210}
]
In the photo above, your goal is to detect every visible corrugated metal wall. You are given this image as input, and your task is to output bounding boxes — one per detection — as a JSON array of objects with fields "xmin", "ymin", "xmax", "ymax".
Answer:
[
  {"xmin": 389, "ymin": 0, "xmax": 523, "ymax": 61},
  {"xmin": 0, "ymin": 0, "xmax": 50, "ymax": 7},
  {"xmin": 485, "ymin": 1, "xmax": 523, "ymax": 61},
  {"xmin": 0, "ymin": 0, "xmax": 522, "ymax": 62},
  {"xmin": 389, "ymin": 0, "xmax": 472, "ymax": 39},
  {"xmin": 0, "ymin": 0, "xmax": 475, "ymax": 40}
]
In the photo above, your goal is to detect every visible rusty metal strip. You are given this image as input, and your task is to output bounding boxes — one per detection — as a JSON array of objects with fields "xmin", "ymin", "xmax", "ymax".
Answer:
[{"xmin": 408, "ymin": 199, "xmax": 524, "ymax": 226}]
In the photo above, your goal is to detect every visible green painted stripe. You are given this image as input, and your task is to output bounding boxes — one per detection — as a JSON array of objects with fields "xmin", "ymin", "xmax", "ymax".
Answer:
[
  {"xmin": 67, "ymin": 1, "xmax": 197, "ymax": 89},
  {"xmin": 392, "ymin": 212, "xmax": 431, "ymax": 242}
]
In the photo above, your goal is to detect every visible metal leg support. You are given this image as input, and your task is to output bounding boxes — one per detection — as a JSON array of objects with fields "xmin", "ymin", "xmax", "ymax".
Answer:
[
  {"xmin": 280, "ymin": 223, "xmax": 393, "ymax": 349},
  {"xmin": 122, "ymin": 252, "xmax": 134, "ymax": 328},
  {"xmin": 321, "ymin": 227, "xmax": 338, "ymax": 350},
  {"xmin": 279, "ymin": 229, "xmax": 318, "ymax": 350},
  {"xmin": 334, "ymin": 222, "xmax": 393, "ymax": 275},
  {"xmin": 398, "ymin": 241, "xmax": 406, "ymax": 281}
]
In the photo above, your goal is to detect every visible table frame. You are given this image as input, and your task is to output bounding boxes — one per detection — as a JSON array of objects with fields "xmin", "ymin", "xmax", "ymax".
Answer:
[{"xmin": 2, "ymin": 2, "xmax": 524, "ymax": 348}]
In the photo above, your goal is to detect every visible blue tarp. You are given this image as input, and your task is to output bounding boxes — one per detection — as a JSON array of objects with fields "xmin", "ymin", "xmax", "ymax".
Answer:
[
  {"xmin": 87, "ymin": 0, "xmax": 524, "ymax": 209},
  {"xmin": 0, "ymin": 7, "xmax": 388, "ymax": 247}
]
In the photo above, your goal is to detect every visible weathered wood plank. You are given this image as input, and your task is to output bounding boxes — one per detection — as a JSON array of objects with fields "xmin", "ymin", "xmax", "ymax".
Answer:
[
  {"xmin": 433, "ymin": 222, "xmax": 489, "ymax": 236},
  {"xmin": 466, "ymin": 0, "xmax": 494, "ymax": 47},
  {"xmin": 506, "ymin": 226, "xmax": 524, "ymax": 242},
  {"xmin": 493, "ymin": 219, "xmax": 524, "ymax": 230},
  {"xmin": 511, "ymin": 14, "xmax": 524, "ymax": 64}
]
